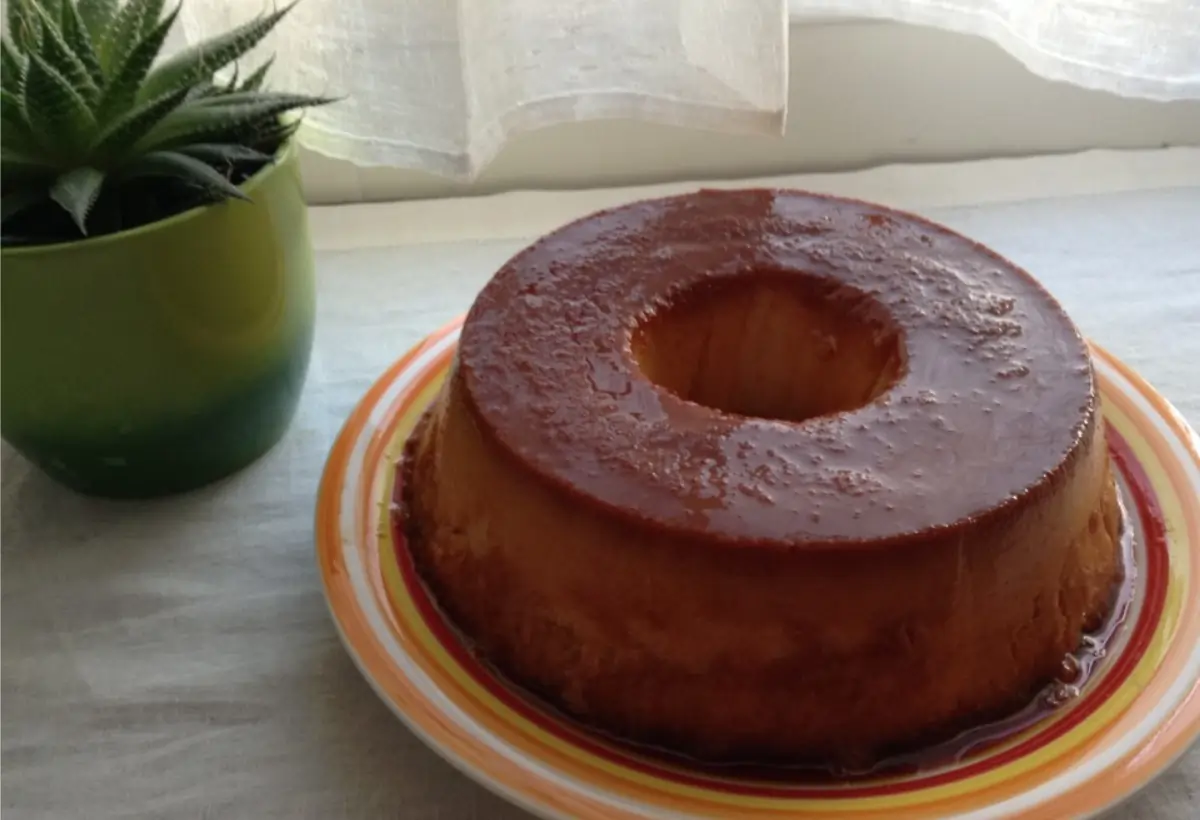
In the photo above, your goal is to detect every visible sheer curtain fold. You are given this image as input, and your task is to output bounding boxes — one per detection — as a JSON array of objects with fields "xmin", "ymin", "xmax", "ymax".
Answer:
[
  {"xmin": 180, "ymin": 0, "xmax": 1199, "ymax": 179},
  {"xmin": 793, "ymin": 0, "xmax": 1200, "ymax": 101}
]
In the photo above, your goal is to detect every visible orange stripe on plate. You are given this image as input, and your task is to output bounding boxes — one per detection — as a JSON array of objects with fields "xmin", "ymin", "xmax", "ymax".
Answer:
[{"xmin": 317, "ymin": 328, "xmax": 1200, "ymax": 819}]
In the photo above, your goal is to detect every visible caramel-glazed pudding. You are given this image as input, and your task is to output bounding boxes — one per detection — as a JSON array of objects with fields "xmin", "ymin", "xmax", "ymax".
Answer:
[{"xmin": 399, "ymin": 189, "xmax": 1121, "ymax": 765}]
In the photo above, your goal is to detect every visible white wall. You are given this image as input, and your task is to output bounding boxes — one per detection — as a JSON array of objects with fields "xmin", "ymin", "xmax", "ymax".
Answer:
[{"xmin": 300, "ymin": 18, "xmax": 1200, "ymax": 204}]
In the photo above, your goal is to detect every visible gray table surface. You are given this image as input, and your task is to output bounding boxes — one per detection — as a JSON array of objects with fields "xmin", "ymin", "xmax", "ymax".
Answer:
[{"xmin": 3, "ymin": 167, "xmax": 1198, "ymax": 819}]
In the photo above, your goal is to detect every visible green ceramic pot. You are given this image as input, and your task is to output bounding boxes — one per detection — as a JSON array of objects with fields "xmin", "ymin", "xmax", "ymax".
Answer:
[{"xmin": 0, "ymin": 142, "xmax": 316, "ymax": 498}]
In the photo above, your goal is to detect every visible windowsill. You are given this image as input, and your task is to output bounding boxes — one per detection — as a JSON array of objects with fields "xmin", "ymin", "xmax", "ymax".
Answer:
[
  {"xmin": 307, "ymin": 147, "xmax": 1200, "ymax": 251},
  {"xmin": 299, "ymin": 17, "xmax": 1200, "ymax": 205}
]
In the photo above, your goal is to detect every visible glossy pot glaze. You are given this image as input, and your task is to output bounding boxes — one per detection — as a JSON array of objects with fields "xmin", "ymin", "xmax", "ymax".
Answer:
[{"xmin": 0, "ymin": 142, "xmax": 316, "ymax": 497}]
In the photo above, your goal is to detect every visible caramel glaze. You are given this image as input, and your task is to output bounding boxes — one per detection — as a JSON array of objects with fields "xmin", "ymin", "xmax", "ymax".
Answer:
[
  {"xmin": 404, "ymin": 188, "xmax": 1121, "ymax": 764},
  {"xmin": 458, "ymin": 189, "xmax": 1098, "ymax": 548}
]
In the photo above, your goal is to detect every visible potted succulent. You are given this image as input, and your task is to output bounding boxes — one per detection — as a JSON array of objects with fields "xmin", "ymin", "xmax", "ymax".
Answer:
[{"xmin": 1, "ymin": 0, "xmax": 335, "ymax": 497}]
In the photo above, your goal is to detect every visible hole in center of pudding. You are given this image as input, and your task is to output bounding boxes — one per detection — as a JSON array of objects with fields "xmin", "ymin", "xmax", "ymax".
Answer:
[{"xmin": 632, "ymin": 274, "xmax": 905, "ymax": 423}]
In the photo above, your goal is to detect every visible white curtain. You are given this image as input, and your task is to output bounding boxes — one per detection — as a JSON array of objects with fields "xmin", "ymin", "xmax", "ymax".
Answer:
[{"xmin": 181, "ymin": 1, "xmax": 1200, "ymax": 180}]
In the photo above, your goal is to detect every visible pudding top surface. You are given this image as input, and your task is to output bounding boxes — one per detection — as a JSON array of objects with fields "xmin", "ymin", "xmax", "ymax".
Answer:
[{"xmin": 456, "ymin": 189, "xmax": 1096, "ymax": 546}]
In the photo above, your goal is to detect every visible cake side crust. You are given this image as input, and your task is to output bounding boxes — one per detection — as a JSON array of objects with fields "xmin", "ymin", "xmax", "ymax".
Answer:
[{"xmin": 398, "ymin": 369, "xmax": 1122, "ymax": 765}]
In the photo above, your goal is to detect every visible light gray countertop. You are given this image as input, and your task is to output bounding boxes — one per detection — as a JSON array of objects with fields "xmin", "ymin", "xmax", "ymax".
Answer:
[{"xmin": 3, "ymin": 150, "xmax": 1198, "ymax": 819}]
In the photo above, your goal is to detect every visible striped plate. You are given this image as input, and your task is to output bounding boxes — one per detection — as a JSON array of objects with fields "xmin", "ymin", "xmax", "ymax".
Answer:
[{"xmin": 316, "ymin": 316, "xmax": 1200, "ymax": 819}]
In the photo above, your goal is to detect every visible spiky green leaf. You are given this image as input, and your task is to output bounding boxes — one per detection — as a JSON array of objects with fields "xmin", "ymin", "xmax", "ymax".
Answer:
[
  {"xmin": 184, "ymin": 80, "xmax": 220, "ymax": 101},
  {"xmin": 77, "ymin": 0, "xmax": 120, "ymax": 43},
  {"xmin": 1, "ymin": 38, "xmax": 27, "ymax": 97},
  {"xmin": 31, "ymin": 3, "xmax": 101, "ymax": 106},
  {"xmin": 46, "ymin": 0, "xmax": 69, "ymax": 29},
  {"xmin": 98, "ymin": 0, "xmax": 160, "ymax": 74},
  {"xmin": 6, "ymin": 0, "xmax": 43, "ymax": 53},
  {"xmin": 123, "ymin": 149, "xmax": 251, "ymax": 202},
  {"xmin": 139, "ymin": 2, "xmax": 295, "ymax": 101},
  {"xmin": 132, "ymin": 101, "xmax": 237, "ymax": 150},
  {"xmin": 138, "ymin": 93, "xmax": 332, "ymax": 151},
  {"xmin": 91, "ymin": 85, "xmax": 190, "ymax": 161},
  {"xmin": 95, "ymin": 4, "xmax": 180, "ymax": 124},
  {"xmin": 22, "ymin": 54, "xmax": 95, "ymax": 159},
  {"xmin": 49, "ymin": 166, "xmax": 106, "ymax": 233},
  {"xmin": 232, "ymin": 112, "xmax": 302, "ymax": 153},
  {"xmin": 2, "ymin": 85, "xmax": 29, "ymax": 127},
  {"xmin": 239, "ymin": 56, "xmax": 273, "ymax": 91},
  {"xmin": 2, "ymin": 1, "xmax": 335, "ymax": 247},
  {"xmin": 1, "ymin": 87, "xmax": 37, "ymax": 152},
  {"xmin": 175, "ymin": 142, "xmax": 271, "ymax": 166},
  {"xmin": 5, "ymin": 0, "xmax": 27, "ymax": 35},
  {"xmin": 190, "ymin": 90, "xmax": 337, "ymax": 110},
  {"xmin": 138, "ymin": 0, "xmax": 168, "ymax": 39},
  {"xmin": 59, "ymin": 0, "xmax": 106, "ymax": 88}
]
